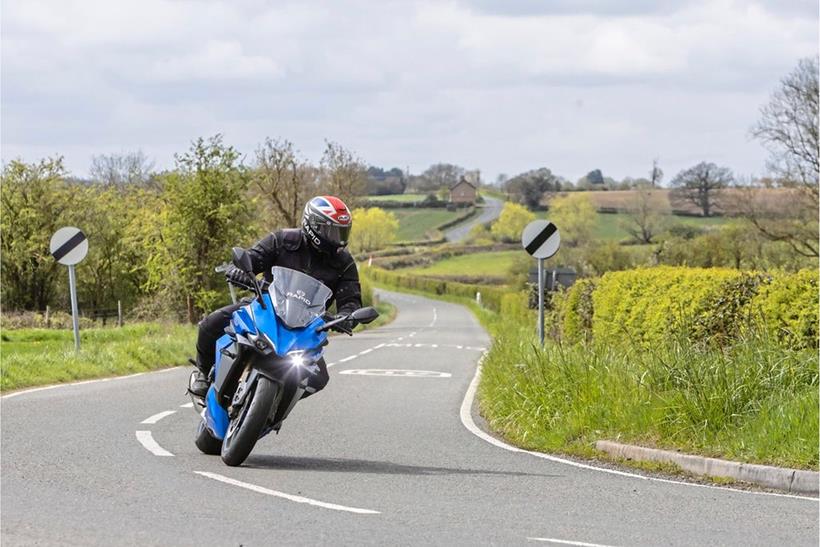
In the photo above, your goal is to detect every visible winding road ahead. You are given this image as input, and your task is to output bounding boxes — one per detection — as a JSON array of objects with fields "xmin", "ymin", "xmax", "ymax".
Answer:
[
  {"xmin": 444, "ymin": 196, "xmax": 503, "ymax": 242},
  {"xmin": 2, "ymin": 290, "xmax": 817, "ymax": 546}
]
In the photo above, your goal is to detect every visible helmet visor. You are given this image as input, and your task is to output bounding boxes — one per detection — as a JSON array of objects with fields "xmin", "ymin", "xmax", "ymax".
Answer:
[{"xmin": 316, "ymin": 222, "xmax": 351, "ymax": 247}]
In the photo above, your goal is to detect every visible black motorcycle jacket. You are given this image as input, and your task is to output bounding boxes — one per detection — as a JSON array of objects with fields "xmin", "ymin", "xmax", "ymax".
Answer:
[{"xmin": 246, "ymin": 229, "xmax": 362, "ymax": 315}]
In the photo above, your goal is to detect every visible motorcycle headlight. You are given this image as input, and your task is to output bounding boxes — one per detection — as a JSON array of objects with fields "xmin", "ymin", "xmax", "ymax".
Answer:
[{"xmin": 288, "ymin": 351, "xmax": 306, "ymax": 368}]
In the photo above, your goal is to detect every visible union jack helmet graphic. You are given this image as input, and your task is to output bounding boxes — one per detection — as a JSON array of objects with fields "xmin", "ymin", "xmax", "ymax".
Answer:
[{"xmin": 302, "ymin": 196, "xmax": 353, "ymax": 253}]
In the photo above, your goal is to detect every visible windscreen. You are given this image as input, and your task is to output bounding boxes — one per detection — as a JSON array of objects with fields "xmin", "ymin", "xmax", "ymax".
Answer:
[{"xmin": 269, "ymin": 266, "xmax": 332, "ymax": 328}]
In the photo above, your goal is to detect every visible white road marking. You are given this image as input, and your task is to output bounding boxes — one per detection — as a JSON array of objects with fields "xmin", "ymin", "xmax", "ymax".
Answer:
[
  {"xmin": 338, "ymin": 355, "xmax": 357, "ymax": 363},
  {"xmin": 358, "ymin": 348, "xmax": 373, "ymax": 355},
  {"xmin": 2, "ymin": 366, "xmax": 183, "ymax": 400},
  {"xmin": 141, "ymin": 410, "xmax": 176, "ymax": 424},
  {"xmin": 180, "ymin": 402, "xmax": 194, "ymax": 408},
  {"xmin": 195, "ymin": 471, "xmax": 380, "ymax": 514},
  {"xmin": 339, "ymin": 369, "xmax": 452, "ymax": 378},
  {"xmin": 460, "ymin": 357, "xmax": 818, "ymax": 502},
  {"xmin": 429, "ymin": 307, "xmax": 437, "ymax": 327},
  {"xmin": 527, "ymin": 538, "xmax": 616, "ymax": 547},
  {"xmin": 135, "ymin": 430, "xmax": 174, "ymax": 456}
]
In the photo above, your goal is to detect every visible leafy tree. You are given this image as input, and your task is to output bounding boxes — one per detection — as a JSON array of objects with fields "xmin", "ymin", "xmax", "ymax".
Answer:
[
  {"xmin": 0, "ymin": 158, "xmax": 74, "ymax": 310},
  {"xmin": 145, "ymin": 135, "xmax": 254, "ymax": 321},
  {"xmin": 320, "ymin": 140, "xmax": 366, "ymax": 204},
  {"xmin": 491, "ymin": 202, "xmax": 535, "ymax": 242},
  {"xmin": 650, "ymin": 159, "xmax": 663, "ymax": 187},
  {"xmin": 250, "ymin": 138, "xmax": 318, "ymax": 228},
  {"xmin": 547, "ymin": 193, "xmax": 596, "ymax": 247},
  {"xmin": 586, "ymin": 169, "xmax": 605, "ymax": 185},
  {"xmin": 670, "ymin": 162, "xmax": 733, "ymax": 217},
  {"xmin": 504, "ymin": 167, "xmax": 561, "ymax": 209},
  {"xmin": 348, "ymin": 208, "xmax": 398, "ymax": 254},
  {"xmin": 365, "ymin": 166, "xmax": 406, "ymax": 195}
]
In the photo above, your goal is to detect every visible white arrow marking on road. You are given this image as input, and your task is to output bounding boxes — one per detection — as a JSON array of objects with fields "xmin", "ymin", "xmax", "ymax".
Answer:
[
  {"xmin": 141, "ymin": 410, "xmax": 176, "ymax": 424},
  {"xmin": 527, "ymin": 538, "xmax": 616, "ymax": 547},
  {"xmin": 429, "ymin": 307, "xmax": 437, "ymax": 327},
  {"xmin": 135, "ymin": 431, "xmax": 174, "ymax": 456},
  {"xmin": 180, "ymin": 402, "xmax": 194, "ymax": 408},
  {"xmin": 195, "ymin": 471, "xmax": 380, "ymax": 514}
]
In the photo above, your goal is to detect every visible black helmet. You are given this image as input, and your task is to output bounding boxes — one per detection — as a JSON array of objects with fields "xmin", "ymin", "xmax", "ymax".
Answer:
[{"xmin": 301, "ymin": 196, "xmax": 353, "ymax": 253}]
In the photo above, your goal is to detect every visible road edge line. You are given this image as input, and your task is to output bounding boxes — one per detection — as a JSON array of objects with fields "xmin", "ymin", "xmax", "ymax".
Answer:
[
  {"xmin": 135, "ymin": 430, "xmax": 174, "ymax": 457},
  {"xmin": 2, "ymin": 367, "xmax": 182, "ymax": 400},
  {"xmin": 459, "ymin": 356, "xmax": 818, "ymax": 502}
]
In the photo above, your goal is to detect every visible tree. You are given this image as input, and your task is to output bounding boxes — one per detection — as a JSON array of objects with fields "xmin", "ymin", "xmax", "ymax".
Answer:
[
  {"xmin": 319, "ymin": 140, "xmax": 366, "ymax": 204},
  {"xmin": 412, "ymin": 163, "xmax": 465, "ymax": 192},
  {"xmin": 0, "ymin": 158, "xmax": 73, "ymax": 310},
  {"xmin": 365, "ymin": 166, "xmax": 406, "ymax": 195},
  {"xmin": 145, "ymin": 135, "xmax": 254, "ymax": 321},
  {"xmin": 670, "ymin": 162, "xmax": 733, "ymax": 217},
  {"xmin": 622, "ymin": 183, "xmax": 669, "ymax": 243},
  {"xmin": 250, "ymin": 138, "xmax": 317, "ymax": 228},
  {"xmin": 89, "ymin": 151, "xmax": 155, "ymax": 187},
  {"xmin": 742, "ymin": 57, "xmax": 819, "ymax": 257},
  {"xmin": 586, "ymin": 169, "xmax": 605, "ymax": 185},
  {"xmin": 348, "ymin": 208, "xmax": 399, "ymax": 254},
  {"xmin": 650, "ymin": 159, "xmax": 663, "ymax": 187},
  {"xmin": 547, "ymin": 193, "xmax": 596, "ymax": 247},
  {"xmin": 504, "ymin": 167, "xmax": 561, "ymax": 209},
  {"xmin": 490, "ymin": 202, "xmax": 535, "ymax": 242}
]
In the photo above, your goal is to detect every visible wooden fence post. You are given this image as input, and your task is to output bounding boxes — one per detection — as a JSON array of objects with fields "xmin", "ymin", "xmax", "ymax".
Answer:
[
  {"xmin": 117, "ymin": 300, "xmax": 123, "ymax": 327},
  {"xmin": 45, "ymin": 305, "xmax": 51, "ymax": 328}
]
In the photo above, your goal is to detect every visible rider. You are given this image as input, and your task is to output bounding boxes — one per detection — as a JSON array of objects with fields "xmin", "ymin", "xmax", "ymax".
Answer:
[{"xmin": 188, "ymin": 195, "xmax": 362, "ymax": 399}]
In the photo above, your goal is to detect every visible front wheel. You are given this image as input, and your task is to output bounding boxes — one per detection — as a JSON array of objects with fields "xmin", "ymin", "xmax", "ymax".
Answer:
[{"xmin": 221, "ymin": 376, "xmax": 278, "ymax": 466}]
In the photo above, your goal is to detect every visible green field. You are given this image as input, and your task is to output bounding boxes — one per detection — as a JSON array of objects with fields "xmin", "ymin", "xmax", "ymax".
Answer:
[
  {"xmin": 1, "ymin": 323, "xmax": 197, "ymax": 391},
  {"xmin": 392, "ymin": 208, "xmax": 463, "ymax": 241},
  {"xmin": 536, "ymin": 212, "xmax": 728, "ymax": 241},
  {"xmin": 366, "ymin": 193, "xmax": 429, "ymax": 203},
  {"xmin": 400, "ymin": 250, "xmax": 520, "ymax": 279}
]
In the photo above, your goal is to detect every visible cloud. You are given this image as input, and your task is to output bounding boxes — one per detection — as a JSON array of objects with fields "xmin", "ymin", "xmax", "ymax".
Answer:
[{"xmin": 1, "ymin": 0, "xmax": 817, "ymax": 181}]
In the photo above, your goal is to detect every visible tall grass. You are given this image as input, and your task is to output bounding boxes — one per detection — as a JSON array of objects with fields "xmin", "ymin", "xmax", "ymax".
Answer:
[
  {"xmin": 478, "ymin": 318, "xmax": 819, "ymax": 469},
  {"xmin": 0, "ymin": 323, "xmax": 197, "ymax": 391}
]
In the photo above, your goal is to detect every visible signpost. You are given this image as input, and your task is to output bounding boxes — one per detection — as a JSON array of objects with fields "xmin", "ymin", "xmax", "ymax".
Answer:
[
  {"xmin": 50, "ymin": 227, "xmax": 88, "ymax": 352},
  {"xmin": 521, "ymin": 220, "xmax": 561, "ymax": 344}
]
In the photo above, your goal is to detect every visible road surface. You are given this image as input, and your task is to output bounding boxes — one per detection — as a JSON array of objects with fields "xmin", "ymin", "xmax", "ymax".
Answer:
[
  {"xmin": 444, "ymin": 196, "xmax": 503, "ymax": 242},
  {"xmin": 2, "ymin": 290, "xmax": 817, "ymax": 546}
]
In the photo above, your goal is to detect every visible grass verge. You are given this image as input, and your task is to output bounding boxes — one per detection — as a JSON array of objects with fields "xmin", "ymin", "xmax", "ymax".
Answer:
[
  {"xmin": 369, "ymin": 275, "xmax": 819, "ymax": 472},
  {"xmin": 1, "ymin": 323, "xmax": 197, "ymax": 391}
]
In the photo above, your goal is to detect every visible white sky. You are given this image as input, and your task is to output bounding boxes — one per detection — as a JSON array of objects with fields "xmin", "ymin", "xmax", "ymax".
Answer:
[{"xmin": 1, "ymin": 0, "xmax": 817, "ymax": 182}]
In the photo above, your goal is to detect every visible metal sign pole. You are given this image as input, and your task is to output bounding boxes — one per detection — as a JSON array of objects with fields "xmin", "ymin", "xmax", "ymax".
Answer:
[
  {"xmin": 537, "ymin": 258, "xmax": 545, "ymax": 345},
  {"xmin": 68, "ymin": 264, "xmax": 81, "ymax": 352}
]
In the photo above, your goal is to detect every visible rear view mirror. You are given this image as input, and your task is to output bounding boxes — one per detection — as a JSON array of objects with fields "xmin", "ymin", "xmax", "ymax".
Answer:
[
  {"xmin": 351, "ymin": 306, "xmax": 379, "ymax": 324},
  {"xmin": 232, "ymin": 247, "xmax": 254, "ymax": 275}
]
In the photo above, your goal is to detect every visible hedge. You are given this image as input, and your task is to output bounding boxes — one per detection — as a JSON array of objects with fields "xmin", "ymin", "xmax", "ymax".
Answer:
[
  {"xmin": 583, "ymin": 267, "xmax": 817, "ymax": 350},
  {"xmin": 364, "ymin": 267, "xmax": 509, "ymax": 312}
]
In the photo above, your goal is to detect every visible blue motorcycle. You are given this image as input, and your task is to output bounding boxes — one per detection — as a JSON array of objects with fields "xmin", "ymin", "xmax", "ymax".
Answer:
[{"xmin": 190, "ymin": 247, "xmax": 378, "ymax": 466}]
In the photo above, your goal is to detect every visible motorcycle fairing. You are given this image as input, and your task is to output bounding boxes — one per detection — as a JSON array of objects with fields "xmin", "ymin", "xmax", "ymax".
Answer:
[{"xmin": 205, "ymin": 385, "xmax": 229, "ymax": 439}]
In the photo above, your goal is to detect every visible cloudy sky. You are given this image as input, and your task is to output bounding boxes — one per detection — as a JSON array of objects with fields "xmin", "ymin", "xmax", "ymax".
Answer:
[{"xmin": 2, "ymin": 0, "xmax": 817, "ymax": 183}]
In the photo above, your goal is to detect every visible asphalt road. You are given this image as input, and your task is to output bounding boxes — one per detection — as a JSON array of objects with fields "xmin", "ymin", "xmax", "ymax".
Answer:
[
  {"xmin": 2, "ymin": 290, "xmax": 818, "ymax": 546},
  {"xmin": 444, "ymin": 196, "xmax": 503, "ymax": 242}
]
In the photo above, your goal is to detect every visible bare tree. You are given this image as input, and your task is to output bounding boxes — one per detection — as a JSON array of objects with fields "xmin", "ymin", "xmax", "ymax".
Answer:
[
  {"xmin": 740, "ymin": 57, "xmax": 819, "ymax": 257},
  {"xmin": 90, "ymin": 151, "xmax": 154, "ymax": 186},
  {"xmin": 751, "ymin": 56, "xmax": 818, "ymax": 197},
  {"xmin": 319, "ymin": 140, "xmax": 366, "ymax": 204},
  {"xmin": 250, "ymin": 138, "xmax": 318, "ymax": 227},
  {"xmin": 622, "ymin": 183, "xmax": 669, "ymax": 243},
  {"xmin": 670, "ymin": 162, "xmax": 733, "ymax": 217}
]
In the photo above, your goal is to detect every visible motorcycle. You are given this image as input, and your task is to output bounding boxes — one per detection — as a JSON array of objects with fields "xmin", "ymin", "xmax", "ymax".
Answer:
[{"xmin": 190, "ymin": 247, "xmax": 378, "ymax": 466}]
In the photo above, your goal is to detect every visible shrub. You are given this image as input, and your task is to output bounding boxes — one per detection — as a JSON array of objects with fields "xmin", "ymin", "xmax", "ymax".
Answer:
[
  {"xmin": 750, "ymin": 269, "xmax": 818, "ymax": 349},
  {"xmin": 561, "ymin": 278, "xmax": 597, "ymax": 343}
]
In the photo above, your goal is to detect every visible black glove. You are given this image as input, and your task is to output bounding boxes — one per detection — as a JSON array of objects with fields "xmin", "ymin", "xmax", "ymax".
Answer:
[
  {"xmin": 332, "ymin": 313, "xmax": 357, "ymax": 335},
  {"xmin": 226, "ymin": 266, "xmax": 253, "ymax": 288}
]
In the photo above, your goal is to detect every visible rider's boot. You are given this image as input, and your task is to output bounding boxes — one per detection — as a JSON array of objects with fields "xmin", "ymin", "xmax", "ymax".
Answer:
[{"xmin": 187, "ymin": 358, "xmax": 210, "ymax": 399}]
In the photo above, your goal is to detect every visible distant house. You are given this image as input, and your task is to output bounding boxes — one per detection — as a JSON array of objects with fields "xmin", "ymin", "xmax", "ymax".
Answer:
[{"xmin": 449, "ymin": 177, "xmax": 477, "ymax": 205}]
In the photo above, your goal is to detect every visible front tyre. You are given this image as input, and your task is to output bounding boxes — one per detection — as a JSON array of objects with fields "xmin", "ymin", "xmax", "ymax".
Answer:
[{"xmin": 221, "ymin": 376, "xmax": 278, "ymax": 467}]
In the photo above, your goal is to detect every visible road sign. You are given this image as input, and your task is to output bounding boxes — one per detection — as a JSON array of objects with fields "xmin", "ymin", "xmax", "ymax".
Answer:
[
  {"xmin": 521, "ymin": 220, "xmax": 560, "ymax": 259},
  {"xmin": 50, "ymin": 227, "xmax": 88, "ymax": 266},
  {"xmin": 50, "ymin": 226, "xmax": 87, "ymax": 352},
  {"xmin": 521, "ymin": 220, "xmax": 561, "ymax": 345}
]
